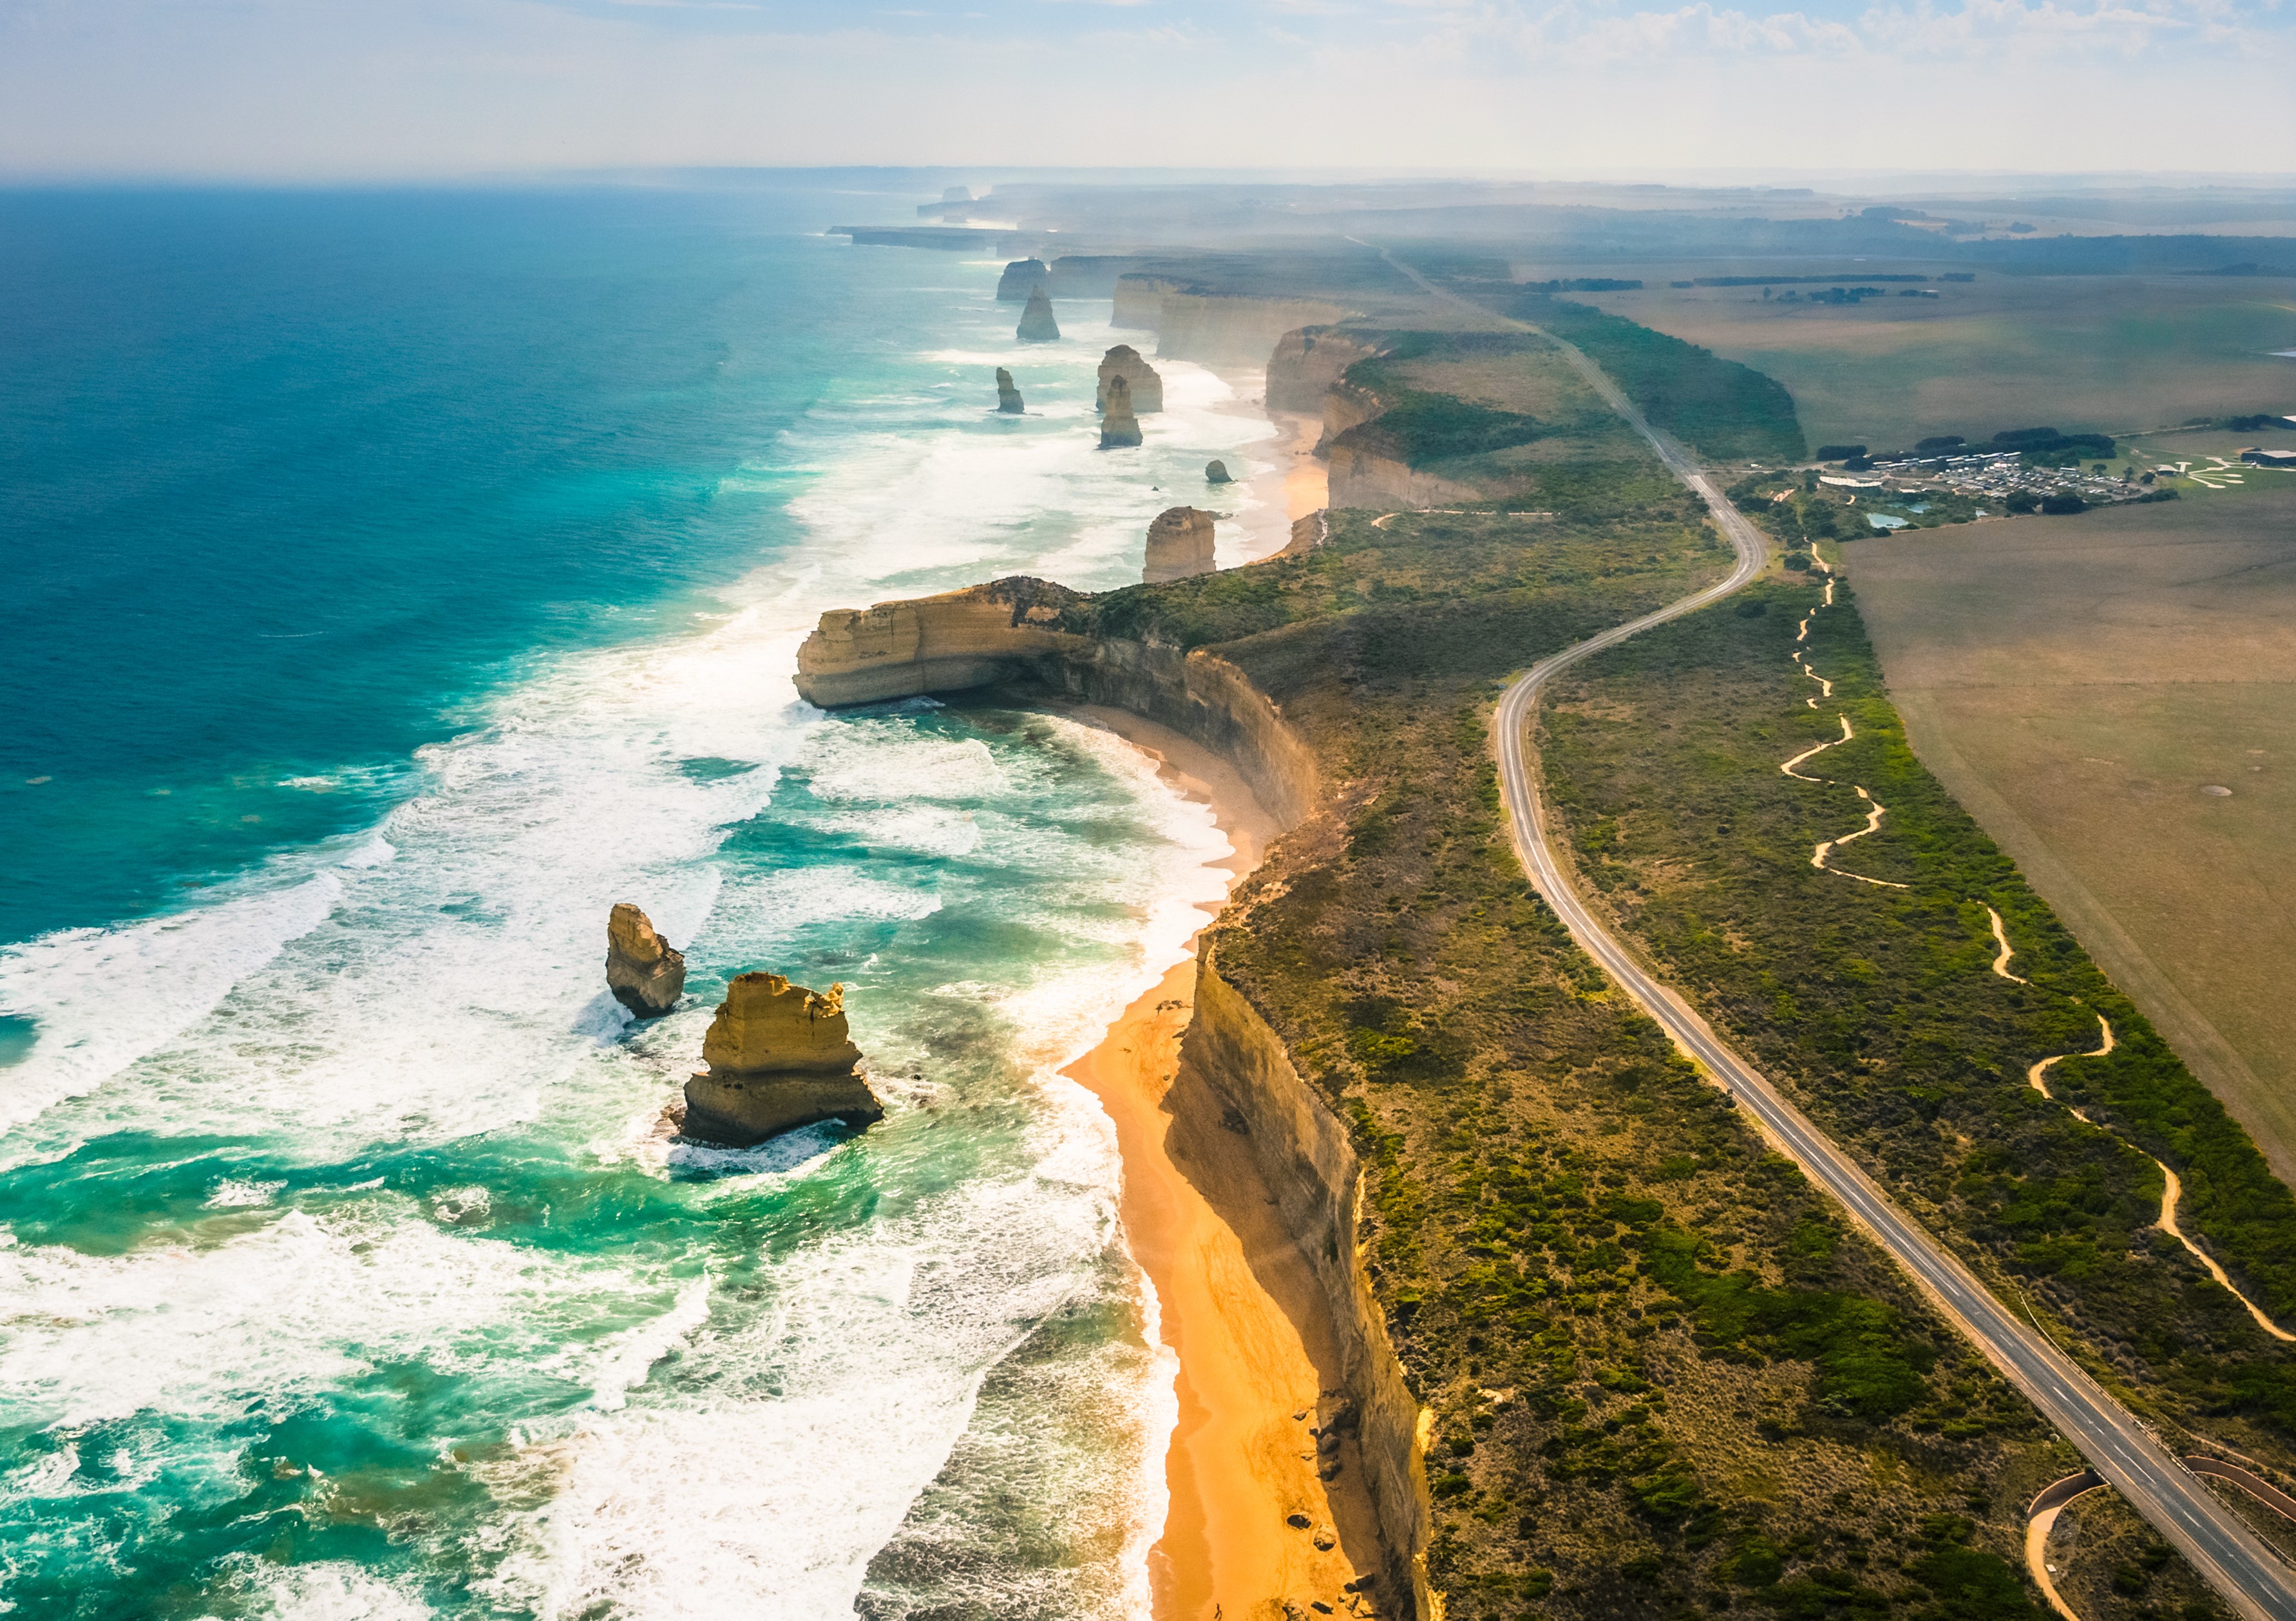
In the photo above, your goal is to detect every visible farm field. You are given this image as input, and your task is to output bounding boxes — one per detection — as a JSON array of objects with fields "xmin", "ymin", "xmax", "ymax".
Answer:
[
  {"xmin": 1848, "ymin": 483, "xmax": 2296, "ymax": 1184},
  {"xmin": 1572, "ymin": 274, "xmax": 2296, "ymax": 451}
]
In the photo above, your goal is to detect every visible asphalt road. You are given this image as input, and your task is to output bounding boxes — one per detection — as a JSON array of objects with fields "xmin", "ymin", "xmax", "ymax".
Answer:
[{"xmin": 1459, "ymin": 311, "xmax": 2296, "ymax": 1618}]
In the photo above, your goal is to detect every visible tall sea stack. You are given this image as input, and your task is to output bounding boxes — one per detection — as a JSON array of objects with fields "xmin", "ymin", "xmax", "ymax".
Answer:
[
  {"xmin": 1095, "ymin": 345, "xmax": 1164, "ymax": 414},
  {"xmin": 1098, "ymin": 375, "xmax": 1143, "ymax": 448},
  {"xmin": 681, "ymin": 973, "xmax": 884, "ymax": 1148},
  {"xmin": 1016, "ymin": 287, "xmax": 1059, "ymax": 343},
  {"xmin": 995, "ymin": 367, "xmax": 1025, "ymax": 414},
  {"xmin": 1143, "ymin": 506, "xmax": 1217, "ymax": 583},
  {"xmin": 996, "ymin": 258, "xmax": 1048, "ymax": 302},
  {"xmin": 606, "ymin": 903, "xmax": 685, "ymax": 1018}
]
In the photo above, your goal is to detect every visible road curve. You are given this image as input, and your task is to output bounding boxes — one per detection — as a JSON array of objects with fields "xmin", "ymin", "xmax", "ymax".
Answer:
[{"xmin": 1399, "ymin": 285, "xmax": 2296, "ymax": 1616}]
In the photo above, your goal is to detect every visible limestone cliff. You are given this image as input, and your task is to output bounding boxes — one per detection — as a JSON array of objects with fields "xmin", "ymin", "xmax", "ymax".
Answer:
[
  {"xmin": 1267, "ymin": 327, "xmax": 1388, "ymax": 414},
  {"xmin": 1098, "ymin": 375, "xmax": 1143, "ymax": 449},
  {"xmin": 794, "ymin": 577, "xmax": 1317, "ymax": 828},
  {"xmin": 1095, "ymin": 345, "xmax": 1163, "ymax": 415},
  {"xmin": 606, "ymin": 903, "xmax": 685, "ymax": 1019},
  {"xmin": 682, "ymin": 972, "xmax": 883, "ymax": 1147},
  {"xmin": 1182, "ymin": 963, "xmax": 1432, "ymax": 1620},
  {"xmin": 790, "ymin": 571, "xmax": 1421, "ymax": 1610},
  {"xmin": 1325, "ymin": 442, "xmax": 1489, "ymax": 511},
  {"xmin": 996, "ymin": 258, "xmax": 1048, "ymax": 303},
  {"xmin": 1316, "ymin": 377, "xmax": 1387, "ymax": 456},
  {"xmin": 1154, "ymin": 294, "xmax": 1351, "ymax": 366},
  {"xmin": 1110, "ymin": 274, "xmax": 1181, "ymax": 330},
  {"xmin": 995, "ymin": 366, "xmax": 1025, "ymax": 415},
  {"xmin": 1143, "ymin": 506, "xmax": 1217, "ymax": 584},
  {"xmin": 1204, "ymin": 459, "xmax": 1232, "ymax": 485},
  {"xmin": 1016, "ymin": 287, "xmax": 1059, "ymax": 343}
]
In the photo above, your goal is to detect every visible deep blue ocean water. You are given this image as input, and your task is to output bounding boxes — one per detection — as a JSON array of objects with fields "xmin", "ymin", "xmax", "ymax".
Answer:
[{"xmin": 0, "ymin": 184, "xmax": 1288, "ymax": 1618}]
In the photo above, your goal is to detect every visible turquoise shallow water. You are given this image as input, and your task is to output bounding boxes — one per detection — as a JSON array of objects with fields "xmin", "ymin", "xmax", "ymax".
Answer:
[{"xmin": 0, "ymin": 185, "xmax": 1287, "ymax": 1618}]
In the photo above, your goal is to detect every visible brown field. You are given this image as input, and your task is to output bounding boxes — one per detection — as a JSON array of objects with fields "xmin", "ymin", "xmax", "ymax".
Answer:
[
  {"xmin": 1848, "ymin": 482, "xmax": 2296, "ymax": 1183},
  {"xmin": 1572, "ymin": 274, "xmax": 2296, "ymax": 450}
]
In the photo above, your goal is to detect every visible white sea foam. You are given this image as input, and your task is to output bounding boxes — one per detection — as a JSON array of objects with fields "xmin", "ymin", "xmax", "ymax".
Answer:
[
  {"xmin": 0, "ymin": 270, "xmax": 1284, "ymax": 1618},
  {"xmin": 0, "ymin": 872, "xmax": 341, "ymax": 1137},
  {"xmin": 208, "ymin": 1558, "xmax": 432, "ymax": 1621},
  {"xmin": 0, "ymin": 1200, "xmax": 657, "ymax": 1432}
]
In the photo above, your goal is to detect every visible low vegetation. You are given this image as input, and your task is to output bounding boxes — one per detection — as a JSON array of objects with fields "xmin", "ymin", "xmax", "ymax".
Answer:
[
  {"xmin": 1502, "ymin": 292, "xmax": 1809, "ymax": 464},
  {"xmin": 1059, "ymin": 464, "xmax": 2080, "ymax": 1616},
  {"xmin": 1538, "ymin": 569, "xmax": 2296, "ymax": 1463}
]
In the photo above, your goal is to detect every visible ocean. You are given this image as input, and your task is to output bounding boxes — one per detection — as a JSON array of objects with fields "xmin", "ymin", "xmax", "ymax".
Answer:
[{"xmin": 0, "ymin": 182, "xmax": 1284, "ymax": 1618}]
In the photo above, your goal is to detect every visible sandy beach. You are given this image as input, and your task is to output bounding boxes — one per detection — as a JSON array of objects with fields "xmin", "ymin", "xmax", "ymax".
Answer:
[
  {"xmin": 1211, "ymin": 372, "xmax": 1327, "ymax": 564},
  {"xmin": 1062, "ymin": 705, "xmax": 1382, "ymax": 1621}
]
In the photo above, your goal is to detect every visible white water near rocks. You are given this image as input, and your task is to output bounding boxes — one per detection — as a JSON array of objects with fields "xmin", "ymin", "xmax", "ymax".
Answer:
[{"xmin": 0, "ymin": 260, "xmax": 1280, "ymax": 1618}]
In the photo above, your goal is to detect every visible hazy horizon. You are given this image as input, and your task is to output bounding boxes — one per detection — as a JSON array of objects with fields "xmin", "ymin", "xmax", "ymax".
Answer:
[{"xmin": 3, "ymin": 0, "xmax": 2291, "ymax": 183}]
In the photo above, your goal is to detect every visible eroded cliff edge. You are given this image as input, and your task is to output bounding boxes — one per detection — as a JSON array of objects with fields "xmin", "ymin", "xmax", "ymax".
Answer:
[{"xmin": 793, "ymin": 570, "xmax": 1432, "ymax": 1615}]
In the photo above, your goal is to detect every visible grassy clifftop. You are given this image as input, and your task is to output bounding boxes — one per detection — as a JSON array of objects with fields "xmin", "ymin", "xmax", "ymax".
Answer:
[
  {"xmin": 1540, "ymin": 570, "xmax": 2296, "ymax": 1465},
  {"xmin": 1068, "ymin": 466, "xmax": 2098, "ymax": 1616}
]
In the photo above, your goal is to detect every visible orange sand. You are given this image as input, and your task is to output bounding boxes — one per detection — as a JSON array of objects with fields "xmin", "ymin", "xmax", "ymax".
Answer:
[{"xmin": 1062, "ymin": 706, "xmax": 1378, "ymax": 1621}]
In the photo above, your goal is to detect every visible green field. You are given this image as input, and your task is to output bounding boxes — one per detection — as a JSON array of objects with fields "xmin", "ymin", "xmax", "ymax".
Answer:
[
  {"xmin": 1572, "ymin": 274, "xmax": 2296, "ymax": 452},
  {"xmin": 1849, "ymin": 484, "xmax": 2296, "ymax": 1192}
]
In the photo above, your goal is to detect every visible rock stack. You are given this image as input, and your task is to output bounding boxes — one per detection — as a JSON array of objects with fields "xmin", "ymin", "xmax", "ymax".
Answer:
[
  {"xmin": 1095, "ymin": 345, "xmax": 1163, "ymax": 414},
  {"xmin": 681, "ymin": 973, "xmax": 884, "ymax": 1147},
  {"xmin": 995, "ymin": 367, "xmax": 1025, "ymax": 414},
  {"xmin": 1204, "ymin": 459, "xmax": 1232, "ymax": 484},
  {"xmin": 1143, "ymin": 507, "xmax": 1217, "ymax": 583},
  {"xmin": 1016, "ymin": 287, "xmax": 1059, "ymax": 343},
  {"xmin": 996, "ymin": 257, "xmax": 1048, "ymax": 302},
  {"xmin": 606, "ymin": 904, "xmax": 685, "ymax": 1019},
  {"xmin": 1098, "ymin": 375, "xmax": 1143, "ymax": 448}
]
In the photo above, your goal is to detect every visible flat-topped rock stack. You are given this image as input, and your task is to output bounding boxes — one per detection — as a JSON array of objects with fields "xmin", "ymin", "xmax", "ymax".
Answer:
[
  {"xmin": 681, "ymin": 972, "xmax": 884, "ymax": 1147},
  {"xmin": 1099, "ymin": 375, "xmax": 1143, "ymax": 449},
  {"xmin": 1144, "ymin": 507, "xmax": 1217, "ymax": 583},
  {"xmin": 1096, "ymin": 345, "xmax": 1163, "ymax": 415},
  {"xmin": 1016, "ymin": 287, "xmax": 1059, "ymax": 343},
  {"xmin": 996, "ymin": 258, "xmax": 1049, "ymax": 302}
]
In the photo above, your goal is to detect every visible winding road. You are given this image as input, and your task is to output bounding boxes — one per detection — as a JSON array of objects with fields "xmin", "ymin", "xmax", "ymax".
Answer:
[{"xmin": 1369, "ymin": 254, "xmax": 2296, "ymax": 1619}]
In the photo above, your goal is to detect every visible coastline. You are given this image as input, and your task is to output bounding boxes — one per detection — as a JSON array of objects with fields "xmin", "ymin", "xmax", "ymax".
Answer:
[
  {"xmin": 1209, "ymin": 370, "xmax": 1326, "ymax": 565},
  {"xmin": 1060, "ymin": 705, "xmax": 1379, "ymax": 1621}
]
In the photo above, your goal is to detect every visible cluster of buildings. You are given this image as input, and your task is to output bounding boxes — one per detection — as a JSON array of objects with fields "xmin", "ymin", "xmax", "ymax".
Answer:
[{"xmin": 1826, "ymin": 450, "xmax": 2146, "ymax": 508}]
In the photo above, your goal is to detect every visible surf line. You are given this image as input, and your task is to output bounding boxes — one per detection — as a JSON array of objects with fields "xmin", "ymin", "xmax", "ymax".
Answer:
[{"xmin": 1780, "ymin": 547, "xmax": 1906, "ymax": 888}]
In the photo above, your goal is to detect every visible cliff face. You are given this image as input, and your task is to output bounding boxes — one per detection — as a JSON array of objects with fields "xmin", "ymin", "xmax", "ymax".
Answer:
[
  {"xmin": 1154, "ymin": 294, "xmax": 1351, "ymax": 366},
  {"xmin": 1267, "ymin": 327, "xmax": 1388, "ymax": 415},
  {"xmin": 1325, "ymin": 443, "xmax": 1488, "ymax": 511},
  {"xmin": 1183, "ymin": 964, "xmax": 1432, "ymax": 1620},
  {"xmin": 1143, "ymin": 506, "xmax": 1217, "ymax": 583},
  {"xmin": 1096, "ymin": 345, "xmax": 1164, "ymax": 414},
  {"xmin": 793, "ymin": 578, "xmax": 1317, "ymax": 828},
  {"xmin": 996, "ymin": 258, "xmax": 1049, "ymax": 302},
  {"xmin": 1111, "ymin": 274, "xmax": 1181, "ymax": 330},
  {"xmin": 1317, "ymin": 378, "xmax": 1387, "ymax": 455},
  {"xmin": 791, "ymin": 572, "xmax": 1425, "ymax": 1609}
]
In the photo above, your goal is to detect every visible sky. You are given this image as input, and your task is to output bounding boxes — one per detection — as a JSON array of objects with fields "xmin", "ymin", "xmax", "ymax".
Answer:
[{"xmin": 1, "ymin": 0, "xmax": 2291, "ymax": 181}]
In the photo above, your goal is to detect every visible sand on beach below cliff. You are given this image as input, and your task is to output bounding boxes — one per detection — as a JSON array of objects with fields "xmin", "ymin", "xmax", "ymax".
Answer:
[
  {"xmin": 1061, "ymin": 706, "xmax": 1381, "ymax": 1621},
  {"xmin": 1210, "ymin": 380, "xmax": 1327, "ymax": 567}
]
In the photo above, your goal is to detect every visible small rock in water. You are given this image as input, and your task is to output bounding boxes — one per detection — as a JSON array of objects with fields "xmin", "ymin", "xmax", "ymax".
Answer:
[
  {"xmin": 1286, "ymin": 1512, "xmax": 1312, "ymax": 1530},
  {"xmin": 2201, "ymin": 784, "xmax": 2233, "ymax": 797},
  {"xmin": 1205, "ymin": 459, "xmax": 1232, "ymax": 484},
  {"xmin": 606, "ymin": 902, "xmax": 686, "ymax": 1018}
]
